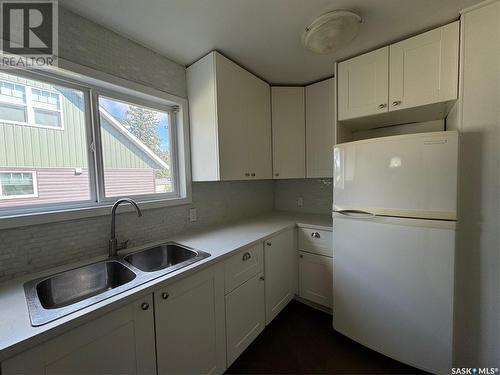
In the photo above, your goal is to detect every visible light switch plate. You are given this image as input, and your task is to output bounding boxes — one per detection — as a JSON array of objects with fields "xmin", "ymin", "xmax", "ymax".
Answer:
[
  {"xmin": 297, "ymin": 197, "xmax": 303, "ymax": 207},
  {"xmin": 189, "ymin": 208, "xmax": 197, "ymax": 222}
]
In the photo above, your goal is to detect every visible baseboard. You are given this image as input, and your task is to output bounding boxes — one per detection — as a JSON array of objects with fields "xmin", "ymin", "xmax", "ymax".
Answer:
[{"xmin": 293, "ymin": 295, "xmax": 332, "ymax": 315}]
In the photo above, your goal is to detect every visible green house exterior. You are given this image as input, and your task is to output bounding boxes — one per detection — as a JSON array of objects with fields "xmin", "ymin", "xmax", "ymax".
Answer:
[{"xmin": 0, "ymin": 73, "xmax": 168, "ymax": 206}]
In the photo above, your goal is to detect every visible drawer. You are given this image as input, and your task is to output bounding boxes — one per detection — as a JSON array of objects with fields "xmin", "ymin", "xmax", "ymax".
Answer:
[
  {"xmin": 224, "ymin": 243, "xmax": 264, "ymax": 293},
  {"xmin": 298, "ymin": 227, "xmax": 332, "ymax": 257}
]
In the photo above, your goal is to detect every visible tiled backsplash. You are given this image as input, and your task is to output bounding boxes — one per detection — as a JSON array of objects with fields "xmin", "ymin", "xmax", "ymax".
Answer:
[
  {"xmin": 59, "ymin": 7, "xmax": 187, "ymax": 98},
  {"xmin": 274, "ymin": 178, "xmax": 333, "ymax": 215},
  {"xmin": 0, "ymin": 181, "xmax": 274, "ymax": 281}
]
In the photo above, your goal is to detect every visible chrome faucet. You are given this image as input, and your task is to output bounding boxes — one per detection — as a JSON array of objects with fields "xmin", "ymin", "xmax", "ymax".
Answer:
[{"xmin": 109, "ymin": 198, "xmax": 142, "ymax": 258}]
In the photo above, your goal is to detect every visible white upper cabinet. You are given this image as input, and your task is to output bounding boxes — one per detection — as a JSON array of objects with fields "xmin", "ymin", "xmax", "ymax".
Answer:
[
  {"xmin": 389, "ymin": 21, "xmax": 459, "ymax": 111},
  {"xmin": 305, "ymin": 78, "xmax": 336, "ymax": 178},
  {"xmin": 187, "ymin": 51, "xmax": 272, "ymax": 181},
  {"xmin": 271, "ymin": 87, "xmax": 306, "ymax": 179},
  {"xmin": 337, "ymin": 21, "xmax": 459, "ymax": 125},
  {"xmin": 338, "ymin": 47, "xmax": 389, "ymax": 121}
]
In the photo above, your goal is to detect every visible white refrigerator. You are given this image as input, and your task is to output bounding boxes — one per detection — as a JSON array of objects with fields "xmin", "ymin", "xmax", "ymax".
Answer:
[{"xmin": 332, "ymin": 131, "xmax": 459, "ymax": 374}]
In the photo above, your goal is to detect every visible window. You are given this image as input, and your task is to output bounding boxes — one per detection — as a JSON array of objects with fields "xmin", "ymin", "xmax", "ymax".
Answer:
[
  {"xmin": 98, "ymin": 96, "xmax": 175, "ymax": 199},
  {"xmin": 0, "ymin": 77, "xmax": 63, "ymax": 129},
  {"xmin": 0, "ymin": 69, "xmax": 189, "ymax": 220},
  {"xmin": 0, "ymin": 73, "xmax": 91, "ymax": 210},
  {"xmin": 0, "ymin": 81, "xmax": 27, "ymax": 123},
  {"xmin": 31, "ymin": 88, "xmax": 63, "ymax": 128},
  {"xmin": 0, "ymin": 172, "xmax": 38, "ymax": 199}
]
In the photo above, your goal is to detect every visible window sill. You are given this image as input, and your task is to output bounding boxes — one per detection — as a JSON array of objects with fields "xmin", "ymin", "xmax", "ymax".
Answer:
[{"xmin": 0, "ymin": 196, "xmax": 192, "ymax": 230}]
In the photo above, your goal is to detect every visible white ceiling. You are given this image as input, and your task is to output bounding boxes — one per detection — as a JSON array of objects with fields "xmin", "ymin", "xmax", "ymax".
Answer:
[{"xmin": 60, "ymin": 0, "xmax": 482, "ymax": 85}]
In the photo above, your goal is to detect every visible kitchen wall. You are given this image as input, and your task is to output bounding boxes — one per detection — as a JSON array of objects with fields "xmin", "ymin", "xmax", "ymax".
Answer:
[
  {"xmin": 274, "ymin": 178, "xmax": 333, "ymax": 215},
  {"xmin": 0, "ymin": 180, "xmax": 274, "ymax": 280},
  {"xmin": 59, "ymin": 7, "xmax": 187, "ymax": 98},
  {"xmin": 446, "ymin": 0, "xmax": 499, "ymax": 368},
  {"xmin": 0, "ymin": 8, "xmax": 333, "ymax": 281}
]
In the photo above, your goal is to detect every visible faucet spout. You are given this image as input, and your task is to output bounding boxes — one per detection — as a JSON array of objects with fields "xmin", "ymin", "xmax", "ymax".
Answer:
[{"xmin": 109, "ymin": 198, "xmax": 142, "ymax": 258}]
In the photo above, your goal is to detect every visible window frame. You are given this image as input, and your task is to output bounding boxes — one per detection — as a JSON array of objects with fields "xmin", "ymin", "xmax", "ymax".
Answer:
[
  {"xmin": 0, "ymin": 78, "xmax": 65, "ymax": 130},
  {"xmin": 0, "ymin": 171, "xmax": 39, "ymax": 199},
  {"xmin": 0, "ymin": 62, "xmax": 192, "ymax": 229}
]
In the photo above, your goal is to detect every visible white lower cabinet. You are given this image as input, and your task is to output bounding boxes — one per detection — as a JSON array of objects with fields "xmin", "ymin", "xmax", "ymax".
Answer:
[
  {"xmin": 264, "ymin": 229, "xmax": 296, "ymax": 324},
  {"xmin": 2, "ymin": 227, "xmax": 315, "ymax": 374},
  {"xmin": 225, "ymin": 272, "xmax": 265, "ymax": 366},
  {"xmin": 2, "ymin": 295, "xmax": 156, "ymax": 375},
  {"xmin": 299, "ymin": 251, "xmax": 333, "ymax": 309},
  {"xmin": 154, "ymin": 264, "xmax": 226, "ymax": 375}
]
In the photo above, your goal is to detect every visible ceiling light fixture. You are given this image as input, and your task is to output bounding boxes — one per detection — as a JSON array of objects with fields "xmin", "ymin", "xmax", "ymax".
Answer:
[{"xmin": 302, "ymin": 10, "xmax": 362, "ymax": 54}]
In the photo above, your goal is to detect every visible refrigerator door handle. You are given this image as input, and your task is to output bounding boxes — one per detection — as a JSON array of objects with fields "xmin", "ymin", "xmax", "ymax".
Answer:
[{"xmin": 336, "ymin": 209, "xmax": 376, "ymax": 218}]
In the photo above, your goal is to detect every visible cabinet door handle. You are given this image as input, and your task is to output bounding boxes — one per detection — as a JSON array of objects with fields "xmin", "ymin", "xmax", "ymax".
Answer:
[
  {"xmin": 299, "ymin": 254, "xmax": 304, "ymax": 258},
  {"xmin": 392, "ymin": 100, "xmax": 402, "ymax": 106},
  {"xmin": 260, "ymin": 276, "xmax": 265, "ymax": 281},
  {"xmin": 378, "ymin": 103, "xmax": 387, "ymax": 109},
  {"xmin": 161, "ymin": 292, "xmax": 169, "ymax": 300},
  {"xmin": 245, "ymin": 172, "xmax": 250, "ymax": 177},
  {"xmin": 311, "ymin": 232, "xmax": 321, "ymax": 238},
  {"xmin": 274, "ymin": 173, "xmax": 279, "ymax": 177},
  {"xmin": 242, "ymin": 252, "xmax": 251, "ymax": 261},
  {"xmin": 141, "ymin": 302, "xmax": 149, "ymax": 311},
  {"xmin": 266, "ymin": 242, "xmax": 272, "ymax": 246},
  {"xmin": 251, "ymin": 173, "xmax": 256, "ymax": 177}
]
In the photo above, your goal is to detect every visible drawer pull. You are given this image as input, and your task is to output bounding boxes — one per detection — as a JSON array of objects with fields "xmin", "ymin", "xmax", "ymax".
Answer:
[
  {"xmin": 311, "ymin": 232, "xmax": 321, "ymax": 238},
  {"xmin": 266, "ymin": 242, "xmax": 272, "ymax": 246},
  {"xmin": 242, "ymin": 252, "xmax": 252, "ymax": 261}
]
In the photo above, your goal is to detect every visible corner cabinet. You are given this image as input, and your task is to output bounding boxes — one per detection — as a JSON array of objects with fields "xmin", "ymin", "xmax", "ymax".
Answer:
[
  {"xmin": 154, "ymin": 264, "xmax": 226, "ymax": 375},
  {"xmin": 264, "ymin": 229, "xmax": 297, "ymax": 324},
  {"xmin": 271, "ymin": 87, "xmax": 306, "ymax": 179},
  {"xmin": 187, "ymin": 51, "xmax": 272, "ymax": 181},
  {"xmin": 2, "ymin": 295, "xmax": 156, "ymax": 375},
  {"xmin": 305, "ymin": 78, "xmax": 336, "ymax": 178}
]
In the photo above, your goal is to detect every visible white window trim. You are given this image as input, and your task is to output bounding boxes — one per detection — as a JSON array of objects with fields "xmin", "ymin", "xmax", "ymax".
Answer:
[
  {"xmin": 0, "ymin": 171, "xmax": 39, "ymax": 199},
  {"xmin": 0, "ymin": 59, "xmax": 192, "ymax": 230},
  {"xmin": 0, "ymin": 79, "xmax": 65, "ymax": 131}
]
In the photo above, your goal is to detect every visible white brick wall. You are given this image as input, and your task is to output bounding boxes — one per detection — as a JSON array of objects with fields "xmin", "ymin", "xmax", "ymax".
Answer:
[{"xmin": 274, "ymin": 178, "xmax": 333, "ymax": 214}]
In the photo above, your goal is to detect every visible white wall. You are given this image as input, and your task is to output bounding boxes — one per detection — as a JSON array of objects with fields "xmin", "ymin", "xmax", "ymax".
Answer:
[{"xmin": 447, "ymin": 0, "xmax": 500, "ymax": 367}]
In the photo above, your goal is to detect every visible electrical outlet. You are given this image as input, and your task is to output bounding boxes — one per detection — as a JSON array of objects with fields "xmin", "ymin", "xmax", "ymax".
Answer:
[
  {"xmin": 189, "ymin": 208, "xmax": 197, "ymax": 222},
  {"xmin": 297, "ymin": 197, "xmax": 303, "ymax": 207}
]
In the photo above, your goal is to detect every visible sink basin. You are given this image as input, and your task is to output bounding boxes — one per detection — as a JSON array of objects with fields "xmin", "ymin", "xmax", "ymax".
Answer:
[
  {"xmin": 24, "ymin": 242, "xmax": 210, "ymax": 326},
  {"xmin": 124, "ymin": 243, "xmax": 209, "ymax": 272},
  {"xmin": 35, "ymin": 261, "xmax": 136, "ymax": 309}
]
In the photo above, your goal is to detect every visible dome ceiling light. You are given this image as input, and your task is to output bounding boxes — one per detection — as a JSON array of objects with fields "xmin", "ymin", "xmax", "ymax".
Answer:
[{"xmin": 302, "ymin": 10, "xmax": 362, "ymax": 54}]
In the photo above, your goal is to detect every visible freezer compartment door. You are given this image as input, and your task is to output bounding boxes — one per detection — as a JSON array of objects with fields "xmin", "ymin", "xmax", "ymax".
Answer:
[
  {"xmin": 333, "ymin": 131, "xmax": 458, "ymax": 220},
  {"xmin": 332, "ymin": 214, "xmax": 455, "ymax": 374}
]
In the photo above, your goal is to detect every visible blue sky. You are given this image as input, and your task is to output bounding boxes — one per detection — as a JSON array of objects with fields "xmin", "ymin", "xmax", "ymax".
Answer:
[{"xmin": 99, "ymin": 97, "xmax": 170, "ymax": 150}]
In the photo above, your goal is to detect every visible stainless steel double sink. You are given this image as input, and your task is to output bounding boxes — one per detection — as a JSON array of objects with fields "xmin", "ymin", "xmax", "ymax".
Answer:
[{"xmin": 24, "ymin": 242, "xmax": 210, "ymax": 326}]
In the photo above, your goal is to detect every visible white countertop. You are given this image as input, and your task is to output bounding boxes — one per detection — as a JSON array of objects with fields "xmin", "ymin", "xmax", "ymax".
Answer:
[{"xmin": 0, "ymin": 211, "xmax": 331, "ymax": 361}]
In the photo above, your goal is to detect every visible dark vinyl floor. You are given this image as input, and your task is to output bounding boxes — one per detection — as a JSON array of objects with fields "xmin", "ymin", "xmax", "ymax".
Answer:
[{"xmin": 226, "ymin": 300, "xmax": 426, "ymax": 375}]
